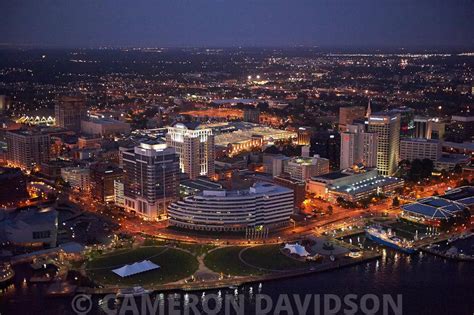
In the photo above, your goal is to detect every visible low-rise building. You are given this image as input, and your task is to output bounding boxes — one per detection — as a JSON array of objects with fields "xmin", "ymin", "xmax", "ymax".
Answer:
[
  {"xmin": 0, "ymin": 206, "xmax": 58, "ymax": 248},
  {"xmin": 401, "ymin": 186, "xmax": 474, "ymax": 227},
  {"xmin": 307, "ymin": 167, "xmax": 404, "ymax": 202},
  {"xmin": 168, "ymin": 182, "xmax": 294, "ymax": 232},
  {"xmin": 282, "ymin": 155, "xmax": 330, "ymax": 181},
  {"xmin": 81, "ymin": 118, "xmax": 131, "ymax": 137},
  {"xmin": 400, "ymin": 138, "xmax": 442, "ymax": 162}
]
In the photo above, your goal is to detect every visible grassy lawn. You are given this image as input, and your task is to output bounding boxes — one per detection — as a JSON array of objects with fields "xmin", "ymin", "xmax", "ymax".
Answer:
[
  {"xmin": 86, "ymin": 246, "xmax": 198, "ymax": 286},
  {"xmin": 240, "ymin": 245, "xmax": 308, "ymax": 271},
  {"xmin": 175, "ymin": 243, "xmax": 216, "ymax": 256},
  {"xmin": 204, "ymin": 246, "xmax": 266, "ymax": 276},
  {"xmin": 142, "ymin": 238, "xmax": 216, "ymax": 256}
]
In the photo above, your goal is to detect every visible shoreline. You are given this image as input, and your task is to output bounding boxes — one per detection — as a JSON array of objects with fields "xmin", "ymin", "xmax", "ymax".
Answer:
[{"xmin": 77, "ymin": 251, "xmax": 381, "ymax": 295}]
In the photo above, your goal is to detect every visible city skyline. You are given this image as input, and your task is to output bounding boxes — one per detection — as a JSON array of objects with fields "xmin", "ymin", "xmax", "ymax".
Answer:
[{"xmin": 0, "ymin": 3, "xmax": 473, "ymax": 313}]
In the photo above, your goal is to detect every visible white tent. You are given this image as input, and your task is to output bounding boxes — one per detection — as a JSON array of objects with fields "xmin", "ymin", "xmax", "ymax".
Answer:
[
  {"xmin": 284, "ymin": 243, "xmax": 310, "ymax": 257},
  {"xmin": 112, "ymin": 260, "xmax": 160, "ymax": 278}
]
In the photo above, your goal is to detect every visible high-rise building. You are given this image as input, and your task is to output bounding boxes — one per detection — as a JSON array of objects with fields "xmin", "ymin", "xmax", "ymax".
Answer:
[
  {"xmin": 166, "ymin": 122, "xmax": 215, "ymax": 180},
  {"xmin": 6, "ymin": 129, "xmax": 50, "ymax": 170},
  {"xmin": 340, "ymin": 123, "xmax": 377, "ymax": 169},
  {"xmin": 55, "ymin": 95, "xmax": 87, "ymax": 132},
  {"xmin": 122, "ymin": 142, "xmax": 179, "ymax": 219},
  {"xmin": 90, "ymin": 163, "xmax": 123, "ymax": 202},
  {"xmin": 338, "ymin": 106, "xmax": 366, "ymax": 131},
  {"xmin": 296, "ymin": 127, "xmax": 314, "ymax": 145},
  {"xmin": 368, "ymin": 112, "xmax": 401, "ymax": 176}
]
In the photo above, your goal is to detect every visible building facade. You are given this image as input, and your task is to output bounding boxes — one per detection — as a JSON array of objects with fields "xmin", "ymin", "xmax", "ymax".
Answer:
[
  {"xmin": 400, "ymin": 138, "xmax": 442, "ymax": 162},
  {"xmin": 338, "ymin": 106, "xmax": 366, "ymax": 132},
  {"xmin": 61, "ymin": 167, "xmax": 91, "ymax": 192},
  {"xmin": 6, "ymin": 129, "xmax": 50, "ymax": 170},
  {"xmin": 340, "ymin": 123, "xmax": 377, "ymax": 169},
  {"xmin": 80, "ymin": 118, "xmax": 131, "ymax": 137},
  {"xmin": 90, "ymin": 163, "xmax": 123, "ymax": 202},
  {"xmin": 166, "ymin": 122, "xmax": 215, "ymax": 180},
  {"xmin": 368, "ymin": 112, "xmax": 401, "ymax": 176},
  {"xmin": 282, "ymin": 155, "xmax": 330, "ymax": 181},
  {"xmin": 122, "ymin": 142, "xmax": 180, "ymax": 219},
  {"xmin": 54, "ymin": 95, "xmax": 87, "ymax": 132},
  {"xmin": 168, "ymin": 182, "xmax": 293, "ymax": 232}
]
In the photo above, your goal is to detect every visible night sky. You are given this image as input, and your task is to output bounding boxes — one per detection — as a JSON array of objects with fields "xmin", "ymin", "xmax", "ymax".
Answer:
[{"xmin": 1, "ymin": 0, "xmax": 473, "ymax": 48}]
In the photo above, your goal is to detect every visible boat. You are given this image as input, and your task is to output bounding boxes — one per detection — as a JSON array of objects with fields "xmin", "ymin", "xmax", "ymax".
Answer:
[
  {"xmin": 116, "ymin": 286, "xmax": 150, "ymax": 298},
  {"xmin": 365, "ymin": 226, "xmax": 416, "ymax": 254}
]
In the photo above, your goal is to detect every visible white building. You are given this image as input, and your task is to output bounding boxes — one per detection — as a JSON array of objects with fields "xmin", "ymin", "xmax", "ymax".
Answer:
[
  {"xmin": 168, "ymin": 182, "xmax": 294, "ymax": 232},
  {"xmin": 282, "ymin": 155, "xmax": 330, "ymax": 181},
  {"xmin": 400, "ymin": 138, "xmax": 442, "ymax": 162},
  {"xmin": 340, "ymin": 123, "xmax": 377, "ymax": 169},
  {"xmin": 166, "ymin": 122, "xmax": 215, "ymax": 180}
]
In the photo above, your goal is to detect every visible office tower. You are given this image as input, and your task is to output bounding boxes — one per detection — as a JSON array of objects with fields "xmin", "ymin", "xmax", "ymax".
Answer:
[
  {"xmin": 400, "ymin": 138, "xmax": 442, "ymax": 162},
  {"xmin": 166, "ymin": 122, "xmax": 215, "ymax": 180},
  {"xmin": 243, "ymin": 107, "xmax": 260, "ymax": 123},
  {"xmin": 338, "ymin": 106, "xmax": 366, "ymax": 131},
  {"xmin": 90, "ymin": 163, "xmax": 123, "ymax": 202},
  {"xmin": 368, "ymin": 112, "xmax": 401, "ymax": 176},
  {"xmin": 309, "ymin": 130, "xmax": 340, "ymax": 170},
  {"xmin": 340, "ymin": 124, "xmax": 377, "ymax": 169},
  {"xmin": 55, "ymin": 95, "xmax": 87, "ymax": 132},
  {"xmin": 122, "ymin": 142, "xmax": 179, "ymax": 219},
  {"xmin": 6, "ymin": 129, "xmax": 50, "ymax": 170},
  {"xmin": 296, "ymin": 127, "xmax": 314, "ymax": 145}
]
